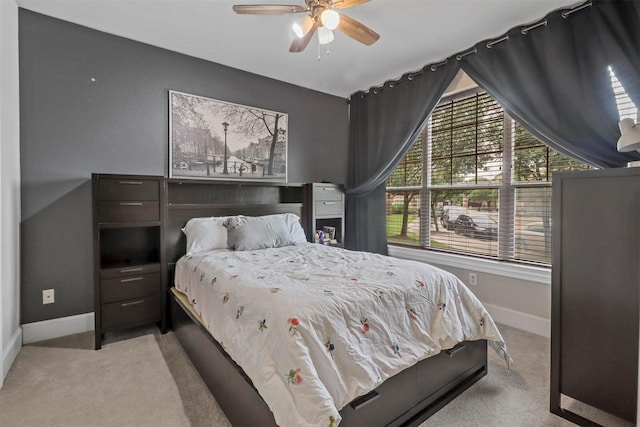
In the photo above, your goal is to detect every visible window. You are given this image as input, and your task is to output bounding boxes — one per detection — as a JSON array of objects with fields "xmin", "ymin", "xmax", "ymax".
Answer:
[{"xmin": 386, "ymin": 87, "xmax": 591, "ymax": 265}]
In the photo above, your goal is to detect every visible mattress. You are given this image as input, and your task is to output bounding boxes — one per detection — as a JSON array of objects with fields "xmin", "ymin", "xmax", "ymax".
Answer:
[{"xmin": 174, "ymin": 242, "xmax": 510, "ymax": 427}]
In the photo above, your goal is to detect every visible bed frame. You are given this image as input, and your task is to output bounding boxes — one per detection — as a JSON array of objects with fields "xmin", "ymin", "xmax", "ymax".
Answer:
[{"xmin": 163, "ymin": 178, "xmax": 488, "ymax": 426}]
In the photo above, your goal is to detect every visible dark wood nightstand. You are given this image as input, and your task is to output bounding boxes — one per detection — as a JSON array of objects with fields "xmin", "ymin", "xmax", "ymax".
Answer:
[{"xmin": 92, "ymin": 174, "xmax": 166, "ymax": 349}]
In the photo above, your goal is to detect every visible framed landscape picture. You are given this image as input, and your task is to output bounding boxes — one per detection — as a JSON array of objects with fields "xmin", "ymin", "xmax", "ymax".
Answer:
[{"xmin": 169, "ymin": 90, "xmax": 288, "ymax": 182}]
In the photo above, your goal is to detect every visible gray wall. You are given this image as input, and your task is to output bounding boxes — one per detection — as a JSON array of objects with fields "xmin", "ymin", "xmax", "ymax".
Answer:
[{"xmin": 19, "ymin": 9, "xmax": 349, "ymax": 324}]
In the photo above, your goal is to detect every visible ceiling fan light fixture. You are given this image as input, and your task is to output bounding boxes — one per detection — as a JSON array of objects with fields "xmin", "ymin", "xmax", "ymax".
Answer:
[
  {"xmin": 318, "ymin": 26, "xmax": 334, "ymax": 45},
  {"xmin": 293, "ymin": 15, "xmax": 313, "ymax": 38},
  {"xmin": 293, "ymin": 22, "xmax": 304, "ymax": 38},
  {"xmin": 320, "ymin": 9, "xmax": 340, "ymax": 30}
]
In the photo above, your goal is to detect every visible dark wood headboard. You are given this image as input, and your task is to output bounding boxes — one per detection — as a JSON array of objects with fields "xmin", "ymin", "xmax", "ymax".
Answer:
[{"xmin": 164, "ymin": 178, "xmax": 307, "ymax": 284}]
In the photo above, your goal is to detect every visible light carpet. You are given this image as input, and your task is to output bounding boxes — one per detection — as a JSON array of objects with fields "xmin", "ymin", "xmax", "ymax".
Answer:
[{"xmin": 0, "ymin": 324, "xmax": 632, "ymax": 426}]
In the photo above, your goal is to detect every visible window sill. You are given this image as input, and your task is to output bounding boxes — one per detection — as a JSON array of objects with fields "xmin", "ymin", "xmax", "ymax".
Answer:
[{"xmin": 387, "ymin": 245, "xmax": 551, "ymax": 285}]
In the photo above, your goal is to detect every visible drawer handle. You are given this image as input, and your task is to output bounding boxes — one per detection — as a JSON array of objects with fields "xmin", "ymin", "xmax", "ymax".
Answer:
[
  {"xmin": 323, "ymin": 202, "xmax": 337, "ymax": 205},
  {"xmin": 120, "ymin": 267, "xmax": 143, "ymax": 273},
  {"xmin": 119, "ymin": 181, "xmax": 143, "ymax": 185},
  {"xmin": 322, "ymin": 188, "xmax": 335, "ymax": 191},
  {"xmin": 445, "ymin": 343, "xmax": 466, "ymax": 357},
  {"xmin": 121, "ymin": 300, "xmax": 145, "ymax": 307},
  {"xmin": 349, "ymin": 390, "xmax": 379, "ymax": 410},
  {"xmin": 119, "ymin": 202, "xmax": 143, "ymax": 206},
  {"xmin": 120, "ymin": 277, "xmax": 144, "ymax": 283}
]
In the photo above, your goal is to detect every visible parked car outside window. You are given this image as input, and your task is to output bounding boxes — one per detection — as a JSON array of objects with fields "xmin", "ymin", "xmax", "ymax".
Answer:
[
  {"xmin": 454, "ymin": 214, "xmax": 498, "ymax": 240},
  {"xmin": 440, "ymin": 206, "xmax": 468, "ymax": 230}
]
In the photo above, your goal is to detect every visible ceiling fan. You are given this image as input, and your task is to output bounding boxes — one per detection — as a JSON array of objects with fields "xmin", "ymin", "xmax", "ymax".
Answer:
[{"xmin": 232, "ymin": 0, "xmax": 380, "ymax": 53}]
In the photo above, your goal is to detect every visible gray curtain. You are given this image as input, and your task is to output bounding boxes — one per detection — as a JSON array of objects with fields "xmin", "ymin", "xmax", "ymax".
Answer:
[
  {"xmin": 344, "ymin": 60, "xmax": 459, "ymax": 254},
  {"xmin": 588, "ymin": 0, "xmax": 640, "ymax": 109},
  {"xmin": 459, "ymin": 0, "xmax": 640, "ymax": 168}
]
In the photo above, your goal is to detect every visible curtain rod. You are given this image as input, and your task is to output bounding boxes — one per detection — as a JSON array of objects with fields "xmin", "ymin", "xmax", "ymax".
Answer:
[{"xmin": 357, "ymin": 0, "xmax": 592, "ymax": 97}]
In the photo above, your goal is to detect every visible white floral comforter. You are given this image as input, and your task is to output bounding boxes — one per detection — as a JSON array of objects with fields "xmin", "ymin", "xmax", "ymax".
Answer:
[{"xmin": 174, "ymin": 242, "xmax": 510, "ymax": 427}]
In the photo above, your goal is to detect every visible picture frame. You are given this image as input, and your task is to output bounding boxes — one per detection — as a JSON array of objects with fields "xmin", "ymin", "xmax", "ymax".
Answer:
[
  {"xmin": 169, "ymin": 90, "xmax": 288, "ymax": 182},
  {"xmin": 322, "ymin": 226, "xmax": 336, "ymax": 240}
]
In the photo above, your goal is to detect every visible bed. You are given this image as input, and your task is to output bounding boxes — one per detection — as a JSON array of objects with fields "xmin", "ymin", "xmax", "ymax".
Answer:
[{"xmin": 164, "ymin": 179, "xmax": 510, "ymax": 427}]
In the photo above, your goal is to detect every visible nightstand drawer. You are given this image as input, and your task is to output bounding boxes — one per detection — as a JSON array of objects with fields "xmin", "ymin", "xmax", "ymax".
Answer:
[
  {"xmin": 101, "ymin": 272, "xmax": 160, "ymax": 304},
  {"xmin": 315, "ymin": 200, "xmax": 342, "ymax": 217},
  {"xmin": 99, "ymin": 179, "xmax": 159, "ymax": 201},
  {"xmin": 99, "ymin": 201, "xmax": 159, "ymax": 223},
  {"xmin": 314, "ymin": 185, "xmax": 342, "ymax": 201},
  {"xmin": 101, "ymin": 295, "xmax": 161, "ymax": 329},
  {"xmin": 100, "ymin": 263, "xmax": 160, "ymax": 279}
]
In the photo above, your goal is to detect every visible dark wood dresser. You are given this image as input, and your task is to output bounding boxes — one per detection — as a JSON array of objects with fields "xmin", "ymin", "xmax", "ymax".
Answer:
[
  {"xmin": 92, "ymin": 174, "xmax": 166, "ymax": 349},
  {"xmin": 551, "ymin": 168, "xmax": 639, "ymax": 424}
]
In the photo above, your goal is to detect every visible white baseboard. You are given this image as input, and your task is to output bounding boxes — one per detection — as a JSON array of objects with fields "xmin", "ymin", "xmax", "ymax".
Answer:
[
  {"xmin": 2, "ymin": 327, "xmax": 22, "ymax": 387},
  {"xmin": 482, "ymin": 302, "xmax": 550, "ymax": 338},
  {"xmin": 22, "ymin": 312, "xmax": 94, "ymax": 345}
]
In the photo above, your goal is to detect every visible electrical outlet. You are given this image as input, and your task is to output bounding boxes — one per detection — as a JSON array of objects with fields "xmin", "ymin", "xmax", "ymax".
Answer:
[
  {"xmin": 469, "ymin": 272, "xmax": 478, "ymax": 287},
  {"xmin": 43, "ymin": 289, "xmax": 55, "ymax": 304}
]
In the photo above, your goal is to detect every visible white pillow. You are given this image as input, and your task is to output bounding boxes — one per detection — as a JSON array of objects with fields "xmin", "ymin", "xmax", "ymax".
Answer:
[
  {"xmin": 182, "ymin": 217, "xmax": 229, "ymax": 255},
  {"xmin": 263, "ymin": 213, "xmax": 307, "ymax": 243}
]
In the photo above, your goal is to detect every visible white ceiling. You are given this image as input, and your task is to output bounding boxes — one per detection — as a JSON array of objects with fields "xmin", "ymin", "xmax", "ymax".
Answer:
[{"xmin": 17, "ymin": 0, "xmax": 581, "ymax": 97}]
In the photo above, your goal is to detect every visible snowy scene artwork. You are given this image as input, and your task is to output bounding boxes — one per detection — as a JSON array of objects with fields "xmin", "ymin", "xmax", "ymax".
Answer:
[{"xmin": 169, "ymin": 90, "xmax": 288, "ymax": 182}]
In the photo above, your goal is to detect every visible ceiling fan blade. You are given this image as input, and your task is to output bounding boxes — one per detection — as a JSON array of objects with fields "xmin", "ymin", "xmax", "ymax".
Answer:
[
  {"xmin": 289, "ymin": 22, "xmax": 319, "ymax": 52},
  {"xmin": 233, "ymin": 4, "xmax": 306, "ymax": 14},
  {"xmin": 337, "ymin": 13, "xmax": 380, "ymax": 45},
  {"xmin": 333, "ymin": 0, "xmax": 370, "ymax": 10}
]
